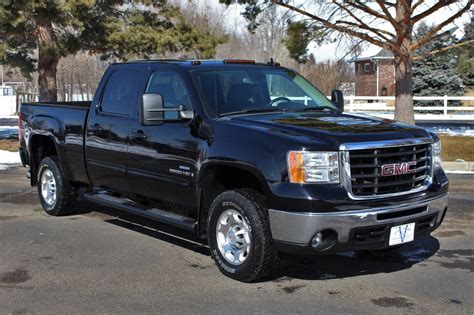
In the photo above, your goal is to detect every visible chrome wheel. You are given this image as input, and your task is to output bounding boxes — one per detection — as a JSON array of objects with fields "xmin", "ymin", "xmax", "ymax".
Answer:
[
  {"xmin": 40, "ymin": 169, "xmax": 56, "ymax": 207},
  {"xmin": 216, "ymin": 209, "xmax": 251, "ymax": 265}
]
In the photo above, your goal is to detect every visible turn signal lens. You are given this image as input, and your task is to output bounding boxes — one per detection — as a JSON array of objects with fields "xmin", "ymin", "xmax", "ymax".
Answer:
[{"xmin": 288, "ymin": 151, "xmax": 306, "ymax": 183}]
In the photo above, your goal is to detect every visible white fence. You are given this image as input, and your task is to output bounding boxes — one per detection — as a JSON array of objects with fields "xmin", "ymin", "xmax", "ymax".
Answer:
[
  {"xmin": 2, "ymin": 93, "xmax": 474, "ymax": 120},
  {"xmin": 278, "ymin": 95, "xmax": 474, "ymax": 120},
  {"xmin": 345, "ymin": 95, "xmax": 474, "ymax": 120},
  {"xmin": 0, "ymin": 96, "xmax": 16, "ymax": 117}
]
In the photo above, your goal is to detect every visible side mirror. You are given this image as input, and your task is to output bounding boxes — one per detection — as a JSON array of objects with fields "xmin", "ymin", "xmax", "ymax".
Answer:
[
  {"xmin": 141, "ymin": 93, "xmax": 164, "ymax": 125},
  {"xmin": 331, "ymin": 89, "xmax": 344, "ymax": 112},
  {"xmin": 140, "ymin": 93, "xmax": 194, "ymax": 125}
]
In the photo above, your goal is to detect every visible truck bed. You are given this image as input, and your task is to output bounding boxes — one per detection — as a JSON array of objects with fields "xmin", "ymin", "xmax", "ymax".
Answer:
[
  {"xmin": 20, "ymin": 101, "xmax": 91, "ymax": 185},
  {"xmin": 25, "ymin": 101, "xmax": 91, "ymax": 109}
]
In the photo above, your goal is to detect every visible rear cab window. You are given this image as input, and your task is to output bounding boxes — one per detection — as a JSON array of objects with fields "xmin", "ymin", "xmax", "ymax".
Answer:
[{"xmin": 100, "ymin": 69, "xmax": 144, "ymax": 116}]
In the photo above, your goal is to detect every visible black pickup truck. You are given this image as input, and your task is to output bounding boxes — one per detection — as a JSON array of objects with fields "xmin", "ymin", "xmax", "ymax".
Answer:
[{"xmin": 19, "ymin": 60, "xmax": 449, "ymax": 282}]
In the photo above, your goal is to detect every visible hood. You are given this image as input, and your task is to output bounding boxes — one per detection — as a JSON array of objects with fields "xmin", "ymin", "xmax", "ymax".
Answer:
[{"xmin": 225, "ymin": 112, "xmax": 431, "ymax": 149}]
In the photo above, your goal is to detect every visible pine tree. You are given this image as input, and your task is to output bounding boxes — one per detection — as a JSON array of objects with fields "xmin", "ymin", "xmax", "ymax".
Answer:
[
  {"xmin": 413, "ymin": 22, "xmax": 464, "ymax": 107},
  {"xmin": 457, "ymin": 17, "xmax": 474, "ymax": 88},
  {"xmin": 0, "ymin": 0, "xmax": 225, "ymax": 101}
]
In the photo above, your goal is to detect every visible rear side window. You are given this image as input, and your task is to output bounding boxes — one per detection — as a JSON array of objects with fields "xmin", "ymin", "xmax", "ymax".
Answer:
[{"xmin": 101, "ymin": 70, "xmax": 143, "ymax": 115}]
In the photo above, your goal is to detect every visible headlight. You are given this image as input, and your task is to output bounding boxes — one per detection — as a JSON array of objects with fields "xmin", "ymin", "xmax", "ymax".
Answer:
[
  {"xmin": 432, "ymin": 141, "xmax": 442, "ymax": 169},
  {"xmin": 287, "ymin": 151, "xmax": 339, "ymax": 183}
]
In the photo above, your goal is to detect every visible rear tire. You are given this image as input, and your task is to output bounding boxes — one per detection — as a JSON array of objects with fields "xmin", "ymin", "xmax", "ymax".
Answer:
[
  {"xmin": 207, "ymin": 189, "xmax": 278, "ymax": 282},
  {"xmin": 37, "ymin": 156, "xmax": 77, "ymax": 216}
]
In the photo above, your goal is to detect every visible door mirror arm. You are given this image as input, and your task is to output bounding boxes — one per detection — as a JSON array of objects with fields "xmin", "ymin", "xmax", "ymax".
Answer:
[
  {"xmin": 331, "ymin": 89, "xmax": 344, "ymax": 112},
  {"xmin": 177, "ymin": 105, "xmax": 195, "ymax": 121}
]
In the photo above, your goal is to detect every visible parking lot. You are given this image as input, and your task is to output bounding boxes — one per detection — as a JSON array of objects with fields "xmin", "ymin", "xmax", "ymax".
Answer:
[{"xmin": 0, "ymin": 165, "xmax": 472, "ymax": 314}]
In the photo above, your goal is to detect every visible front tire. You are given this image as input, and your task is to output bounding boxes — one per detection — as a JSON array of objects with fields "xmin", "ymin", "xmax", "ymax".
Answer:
[
  {"xmin": 207, "ymin": 189, "xmax": 278, "ymax": 282},
  {"xmin": 37, "ymin": 156, "xmax": 77, "ymax": 216}
]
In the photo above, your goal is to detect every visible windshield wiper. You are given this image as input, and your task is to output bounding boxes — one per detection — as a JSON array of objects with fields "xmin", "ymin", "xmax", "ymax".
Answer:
[
  {"xmin": 300, "ymin": 106, "xmax": 337, "ymax": 112},
  {"xmin": 219, "ymin": 108, "xmax": 285, "ymax": 118}
]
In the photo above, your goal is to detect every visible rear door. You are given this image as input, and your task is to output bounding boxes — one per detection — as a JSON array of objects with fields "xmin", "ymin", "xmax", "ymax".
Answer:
[
  {"xmin": 127, "ymin": 66, "xmax": 200, "ymax": 211},
  {"xmin": 85, "ymin": 67, "xmax": 147, "ymax": 193}
]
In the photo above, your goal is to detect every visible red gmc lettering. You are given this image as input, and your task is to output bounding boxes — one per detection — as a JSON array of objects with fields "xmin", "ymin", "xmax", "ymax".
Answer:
[{"xmin": 381, "ymin": 161, "xmax": 417, "ymax": 176}]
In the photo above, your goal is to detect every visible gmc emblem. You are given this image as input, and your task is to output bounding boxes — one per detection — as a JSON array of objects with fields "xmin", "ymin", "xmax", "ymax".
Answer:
[{"xmin": 381, "ymin": 161, "xmax": 417, "ymax": 176}]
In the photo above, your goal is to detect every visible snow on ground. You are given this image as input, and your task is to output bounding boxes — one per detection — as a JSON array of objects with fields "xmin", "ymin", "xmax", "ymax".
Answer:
[
  {"xmin": 0, "ymin": 150, "xmax": 21, "ymax": 170},
  {"xmin": 427, "ymin": 128, "xmax": 474, "ymax": 137}
]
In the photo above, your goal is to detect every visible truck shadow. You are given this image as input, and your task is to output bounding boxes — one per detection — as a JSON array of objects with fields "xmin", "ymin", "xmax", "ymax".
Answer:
[
  {"xmin": 73, "ymin": 199, "xmax": 440, "ymax": 281},
  {"xmin": 269, "ymin": 236, "xmax": 439, "ymax": 281},
  {"xmin": 72, "ymin": 199, "xmax": 210, "ymax": 256}
]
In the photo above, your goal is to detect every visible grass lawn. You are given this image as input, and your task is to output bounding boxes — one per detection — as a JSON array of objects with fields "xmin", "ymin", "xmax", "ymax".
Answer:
[
  {"xmin": 439, "ymin": 135, "xmax": 474, "ymax": 162},
  {"xmin": 0, "ymin": 139, "xmax": 18, "ymax": 152},
  {"xmin": 1, "ymin": 135, "xmax": 472, "ymax": 161}
]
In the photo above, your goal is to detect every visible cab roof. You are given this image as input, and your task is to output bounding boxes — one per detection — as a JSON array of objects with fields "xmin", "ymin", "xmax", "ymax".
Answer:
[{"xmin": 111, "ymin": 59, "xmax": 281, "ymax": 68}]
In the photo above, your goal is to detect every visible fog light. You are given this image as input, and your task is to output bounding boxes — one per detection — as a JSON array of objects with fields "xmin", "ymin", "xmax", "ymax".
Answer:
[{"xmin": 311, "ymin": 232, "xmax": 323, "ymax": 248}]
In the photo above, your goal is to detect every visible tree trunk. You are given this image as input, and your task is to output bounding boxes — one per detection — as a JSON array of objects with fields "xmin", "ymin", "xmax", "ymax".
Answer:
[
  {"xmin": 394, "ymin": 0, "xmax": 415, "ymax": 124},
  {"xmin": 394, "ymin": 53, "xmax": 415, "ymax": 124},
  {"xmin": 37, "ymin": 24, "xmax": 60, "ymax": 102}
]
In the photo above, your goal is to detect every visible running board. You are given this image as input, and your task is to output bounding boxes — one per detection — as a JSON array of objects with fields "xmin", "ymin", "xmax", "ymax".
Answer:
[{"xmin": 83, "ymin": 191, "xmax": 197, "ymax": 232}]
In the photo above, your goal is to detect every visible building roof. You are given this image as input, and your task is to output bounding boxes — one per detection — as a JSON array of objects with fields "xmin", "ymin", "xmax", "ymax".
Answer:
[{"xmin": 350, "ymin": 48, "xmax": 394, "ymax": 62}]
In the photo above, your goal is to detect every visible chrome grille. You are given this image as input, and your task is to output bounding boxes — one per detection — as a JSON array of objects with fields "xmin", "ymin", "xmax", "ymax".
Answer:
[{"xmin": 344, "ymin": 142, "xmax": 432, "ymax": 198}]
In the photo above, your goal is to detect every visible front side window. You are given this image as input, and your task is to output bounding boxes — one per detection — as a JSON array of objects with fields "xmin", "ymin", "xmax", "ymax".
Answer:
[
  {"xmin": 190, "ymin": 67, "xmax": 335, "ymax": 117},
  {"xmin": 101, "ymin": 70, "xmax": 143, "ymax": 115},
  {"xmin": 146, "ymin": 70, "xmax": 192, "ymax": 119}
]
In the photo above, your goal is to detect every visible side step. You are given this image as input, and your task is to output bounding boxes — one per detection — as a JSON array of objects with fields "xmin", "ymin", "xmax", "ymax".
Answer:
[{"xmin": 83, "ymin": 191, "xmax": 197, "ymax": 232}]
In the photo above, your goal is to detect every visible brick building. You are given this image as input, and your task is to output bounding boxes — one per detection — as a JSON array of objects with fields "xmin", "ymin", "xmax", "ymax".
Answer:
[{"xmin": 351, "ymin": 49, "xmax": 395, "ymax": 96}]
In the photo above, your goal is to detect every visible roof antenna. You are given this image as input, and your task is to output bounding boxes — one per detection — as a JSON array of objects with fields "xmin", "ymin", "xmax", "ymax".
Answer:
[{"xmin": 268, "ymin": 58, "xmax": 279, "ymax": 66}]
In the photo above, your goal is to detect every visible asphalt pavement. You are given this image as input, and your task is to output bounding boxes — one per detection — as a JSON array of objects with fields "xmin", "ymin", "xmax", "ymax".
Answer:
[{"xmin": 0, "ymin": 166, "xmax": 472, "ymax": 314}]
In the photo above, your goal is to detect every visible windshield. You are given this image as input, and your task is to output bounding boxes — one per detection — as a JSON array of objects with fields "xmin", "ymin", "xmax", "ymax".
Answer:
[{"xmin": 189, "ymin": 67, "xmax": 336, "ymax": 117}]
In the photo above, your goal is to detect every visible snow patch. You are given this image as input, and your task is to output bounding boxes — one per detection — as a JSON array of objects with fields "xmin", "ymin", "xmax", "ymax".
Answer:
[{"xmin": 0, "ymin": 150, "xmax": 21, "ymax": 170}]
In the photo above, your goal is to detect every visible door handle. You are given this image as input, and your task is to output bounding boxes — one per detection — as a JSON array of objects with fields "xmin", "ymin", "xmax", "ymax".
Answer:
[
  {"xmin": 131, "ymin": 130, "xmax": 148, "ymax": 140},
  {"xmin": 89, "ymin": 123, "xmax": 103, "ymax": 132}
]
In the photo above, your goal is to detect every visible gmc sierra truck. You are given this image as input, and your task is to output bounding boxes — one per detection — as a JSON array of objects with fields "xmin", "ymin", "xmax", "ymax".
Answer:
[{"xmin": 19, "ymin": 60, "xmax": 449, "ymax": 282}]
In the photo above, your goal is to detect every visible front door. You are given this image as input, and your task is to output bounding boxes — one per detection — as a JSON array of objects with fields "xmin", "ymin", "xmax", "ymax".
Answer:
[
  {"xmin": 86, "ymin": 67, "xmax": 147, "ymax": 193},
  {"xmin": 127, "ymin": 67, "xmax": 200, "ymax": 212}
]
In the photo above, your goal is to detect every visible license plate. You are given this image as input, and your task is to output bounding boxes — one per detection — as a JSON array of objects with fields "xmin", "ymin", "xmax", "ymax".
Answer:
[{"xmin": 389, "ymin": 223, "xmax": 415, "ymax": 246}]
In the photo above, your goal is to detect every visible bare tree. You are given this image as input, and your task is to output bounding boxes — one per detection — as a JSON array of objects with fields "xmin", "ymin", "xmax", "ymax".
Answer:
[
  {"xmin": 57, "ymin": 53, "xmax": 108, "ymax": 101},
  {"xmin": 216, "ymin": 5, "xmax": 298, "ymax": 66},
  {"xmin": 224, "ymin": 0, "xmax": 472, "ymax": 124},
  {"xmin": 300, "ymin": 57, "xmax": 354, "ymax": 96},
  {"xmin": 170, "ymin": 0, "xmax": 229, "ymax": 37}
]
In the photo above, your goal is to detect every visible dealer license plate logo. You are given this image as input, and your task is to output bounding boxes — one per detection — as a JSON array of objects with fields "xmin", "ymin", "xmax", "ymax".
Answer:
[{"xmin": 389, "ymin": 223, "xmax": 415, "ymax": 246}]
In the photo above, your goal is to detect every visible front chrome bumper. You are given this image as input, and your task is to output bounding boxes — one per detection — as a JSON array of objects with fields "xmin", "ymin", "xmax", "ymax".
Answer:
[{"xmin": 269, "ymin": 193, "xmax": 448, "ymax": 246}]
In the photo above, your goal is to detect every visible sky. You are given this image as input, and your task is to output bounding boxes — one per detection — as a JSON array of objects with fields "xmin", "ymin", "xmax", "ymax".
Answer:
[{"xmin": 214, "ymin": 0, "xmax": 472, "ymax": 61}]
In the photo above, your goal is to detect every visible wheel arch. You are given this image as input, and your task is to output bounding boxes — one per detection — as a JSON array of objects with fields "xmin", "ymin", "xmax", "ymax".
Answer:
[
  {"xmin": 197, "ymin": 160, "xmax": 271, "ymax": 237},
  {"xmin": 29, "ymin": 134, "xmax": 59, "ymax": 186}
]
